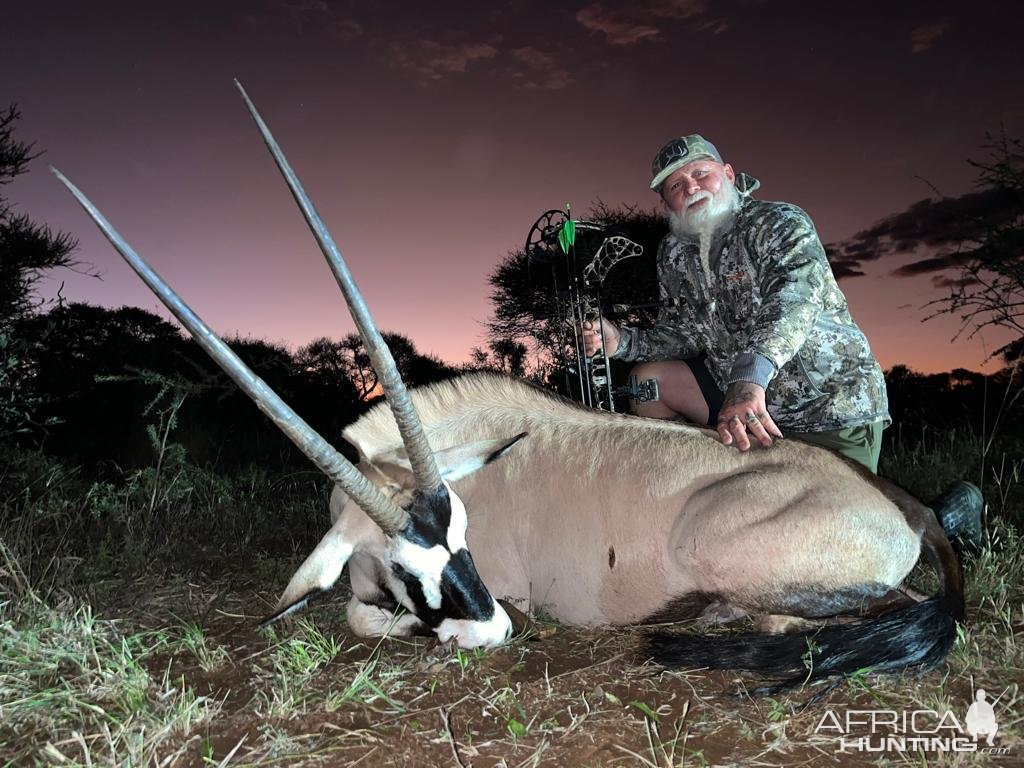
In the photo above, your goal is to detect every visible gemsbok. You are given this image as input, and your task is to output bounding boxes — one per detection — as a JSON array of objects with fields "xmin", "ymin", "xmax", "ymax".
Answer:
[{"xmin": 55, "ymin": 82, "xmax": 967, "ymax": 693}]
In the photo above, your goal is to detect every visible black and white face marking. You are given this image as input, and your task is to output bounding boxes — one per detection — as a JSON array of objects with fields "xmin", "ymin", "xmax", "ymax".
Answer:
[{"xmin": 389, "ymin": 482, "xmax": 512, "ymax": 648}]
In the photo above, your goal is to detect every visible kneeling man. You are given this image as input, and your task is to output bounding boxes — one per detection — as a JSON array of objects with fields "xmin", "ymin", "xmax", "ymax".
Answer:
[{"xmin": 585, "ymin": 134, "xmax": 887, "ymax": 472}]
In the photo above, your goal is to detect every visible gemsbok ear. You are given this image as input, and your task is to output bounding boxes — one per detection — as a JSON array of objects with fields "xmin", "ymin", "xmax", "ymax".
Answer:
[
  {"xmin": 374, "ymin": 432, "xmax": 528, "ymax": 484},
  {"xmin": 263, "ymin": 522, "xmax": 355, "ymax": 626}
]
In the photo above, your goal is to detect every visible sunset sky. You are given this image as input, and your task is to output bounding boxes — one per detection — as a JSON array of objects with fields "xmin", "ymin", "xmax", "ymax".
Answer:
[{"xmin": 4, "ymin": 0, "xmax": 1023, "ymax": 373}]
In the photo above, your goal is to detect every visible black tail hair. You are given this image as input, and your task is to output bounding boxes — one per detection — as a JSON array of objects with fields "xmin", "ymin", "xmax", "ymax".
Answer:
[{"xmin": 648, "ymin": 513, "xmax": 965, "ymax": 694}]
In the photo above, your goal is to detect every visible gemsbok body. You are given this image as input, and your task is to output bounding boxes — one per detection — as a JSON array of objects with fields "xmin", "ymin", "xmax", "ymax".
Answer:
[{"xmin": 57, "ymin": 83, "xmax": 965, "ymax": 693}]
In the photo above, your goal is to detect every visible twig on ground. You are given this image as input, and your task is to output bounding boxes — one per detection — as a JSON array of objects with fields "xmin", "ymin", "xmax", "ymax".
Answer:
[{"xmin": 441, "ymin": 707, "xmax": 470, "ymax": 768}]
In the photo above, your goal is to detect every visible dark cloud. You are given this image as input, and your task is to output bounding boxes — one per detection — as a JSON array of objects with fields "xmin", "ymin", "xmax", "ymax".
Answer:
[
  {"xmin": 829, "ymin": 186, "xmax": 1019, "ymax": 278},
  {"xmin": 509, "ymin": 46, "xmax": 574, "ymax": 90},
  {"xmin": 388, "ymin": 39, "xmax": 500, "ymax": 83},
  {"xmin": 575, "ymin": 0, "xmax": 709, "ymax": 46},
  {"xmin": 245, "ymin": 0, "xmax": 363, "ymax": 39},
  {"xmin": 911, "ymin": 22, "xmax": 949, "ymax": 54},
  {"xmin": 930, "ymin": 274, "xmax": 981, "ymax": 290},
  {"xmin": 823, "ymin": 243, "xmax": 866, "ymax": 279},
  {"xmin": 829, "ymin": 260, "xmax": 867, "ymax": 279},
  {"xmin": 331, "ymin": 18, "xmax": 364, "ymax": 43},
  {"xmin": 834, "ymin": 238, "xmax": 878, "ymax": 261},
  {"xmin": 891, "ymin": 253, "xmax": 964, "ymax": 277},
  {"xmin": 698, "ymin": 18, "xmax": 730, "ymax": 35},
  {"xmin": 576, "ymin": 4, "xmax": 660, "ymax": 45}
]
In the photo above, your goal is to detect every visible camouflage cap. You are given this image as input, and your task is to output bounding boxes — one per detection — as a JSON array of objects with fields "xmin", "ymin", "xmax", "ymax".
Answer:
[{"xmin": 650, "ymin": 134, "xmax": 723, "ymax": 190}]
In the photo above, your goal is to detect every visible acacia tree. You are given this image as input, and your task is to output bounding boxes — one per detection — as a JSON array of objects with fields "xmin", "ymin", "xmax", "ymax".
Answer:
[
  {"xmin": 296, "ymin": 331, "xmax": 457, "ymax": 403},
  {"xmin": 468, "ymin": 338, "xmax": 529, "ymax": 376},
  {"xmin": 0, "ymin": 106, "xmax": 79, "ymax": 323},
  {"xmin": 486, "ymin": 202, "xmax": 665, "ymax": 387},
  {"xmin": 1, "ymin": 105, "xmax": 80, "ymax": 438}
]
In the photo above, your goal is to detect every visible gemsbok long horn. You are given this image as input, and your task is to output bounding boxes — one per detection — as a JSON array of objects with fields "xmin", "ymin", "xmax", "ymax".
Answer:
[
  {"xmin": 234, "ymin": 80, "xmax": 445, "ymax": 494},
  {"xmin": 51, "ymin": 167, "xmax": 411, "ymax": 534}
]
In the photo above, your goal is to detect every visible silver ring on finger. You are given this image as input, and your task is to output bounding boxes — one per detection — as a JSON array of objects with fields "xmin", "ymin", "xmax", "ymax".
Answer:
[{"xmin": 745, "ymin": 412, "xmax": 760, "ymax": 424}]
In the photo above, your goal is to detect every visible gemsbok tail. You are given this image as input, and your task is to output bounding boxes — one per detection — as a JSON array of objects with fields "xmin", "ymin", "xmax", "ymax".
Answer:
[{"xmin": 647, "ymin": 510, "xmax": 965, "ymax": 694}]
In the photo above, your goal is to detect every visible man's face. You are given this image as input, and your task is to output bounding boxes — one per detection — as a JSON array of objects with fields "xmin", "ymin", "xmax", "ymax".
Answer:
[
  {"xmin": 660, "ymin": 159, "xmax": 739, "ymax": 238},
  {"xmin": 659, "ymin": 160, "xmax": 736, "ymax": 215}
]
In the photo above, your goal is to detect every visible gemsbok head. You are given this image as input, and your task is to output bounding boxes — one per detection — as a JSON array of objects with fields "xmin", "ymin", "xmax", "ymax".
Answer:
[{"xmin": 53, "ymin": 81, "xmax": 518, "ymax": 649}]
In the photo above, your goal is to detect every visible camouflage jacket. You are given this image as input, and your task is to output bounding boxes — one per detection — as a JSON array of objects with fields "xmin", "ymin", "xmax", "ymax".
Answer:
[{"xmin": 614, "ymin": 174, "xmax": 889, "ymax": 432}]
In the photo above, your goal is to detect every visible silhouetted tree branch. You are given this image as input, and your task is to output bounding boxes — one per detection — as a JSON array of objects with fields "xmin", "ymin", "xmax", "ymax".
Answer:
[
  {"xmin": 1, "ymin": 105, "xmax": 87, "ymax": 438},
  {"xmin": 922, "ymin": 131, "xmax": 1024, "ymax": 360},
  {"xmin": 0, "ymin": 104, "xmax": 86, "ymax": 324}
]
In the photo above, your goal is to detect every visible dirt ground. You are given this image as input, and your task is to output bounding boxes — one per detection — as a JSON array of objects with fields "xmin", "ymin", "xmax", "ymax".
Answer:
[{"xmin": 57, "ymin": 571, "xmax": 1019, "ymax": 768}]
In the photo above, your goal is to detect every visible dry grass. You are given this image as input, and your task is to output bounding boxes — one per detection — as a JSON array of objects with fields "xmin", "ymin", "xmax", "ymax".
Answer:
[
  {"xmin": 0, "ymin": 542, "xmax": 222, "ymax": 766},
  {"xmin": 1, "ymin": 429, "xmax": 1022, "ymax": 766},
  {"xmin": 0, "ymin": 531, "xmax": 1020, "ymax": 767}
]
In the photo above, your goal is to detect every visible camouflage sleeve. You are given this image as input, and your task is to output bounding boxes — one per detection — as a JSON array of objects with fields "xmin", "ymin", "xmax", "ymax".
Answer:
[
  {"xmin": 612, "ymin": 243, "xmax": 702, "ymax": 363},
  {"xmin": 729, "ymin": 204, "xmax": 828, "ymax": 385},
  {"xmin": 613, "ymin": 314, "xmax": 702, "ymax": 363}
]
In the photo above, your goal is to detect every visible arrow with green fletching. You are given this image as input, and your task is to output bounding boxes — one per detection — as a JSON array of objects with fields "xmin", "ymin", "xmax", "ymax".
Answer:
[{"xmin": 557, "ymin": 202, "xmax": 576, "ymax": 254}]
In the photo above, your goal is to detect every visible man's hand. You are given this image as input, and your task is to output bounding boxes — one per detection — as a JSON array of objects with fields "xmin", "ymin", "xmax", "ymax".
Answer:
[
  {"xmin": 716, "ymin": 381, "xmax": 783, "ymax": 451},
  {"xmin": 580, "ymin": 317, "xmax": 621, "ymax": 358}
]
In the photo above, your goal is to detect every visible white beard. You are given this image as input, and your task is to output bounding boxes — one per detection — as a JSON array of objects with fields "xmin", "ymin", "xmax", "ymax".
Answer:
[{"xmin": 667, "ymin": 178, "xmax": 741, "ymax": 240}]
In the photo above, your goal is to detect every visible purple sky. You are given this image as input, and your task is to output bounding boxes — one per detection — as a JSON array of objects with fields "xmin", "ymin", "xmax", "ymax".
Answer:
[{"xmin": 4, "ymin": 0, "xmax": 1023, "ymax": 372}]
